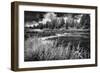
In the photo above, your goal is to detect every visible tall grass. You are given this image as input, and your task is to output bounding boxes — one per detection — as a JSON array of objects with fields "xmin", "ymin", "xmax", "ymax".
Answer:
[{"xmin": 24, "ymin": 37, "xmax": 90, "ymax": 61}]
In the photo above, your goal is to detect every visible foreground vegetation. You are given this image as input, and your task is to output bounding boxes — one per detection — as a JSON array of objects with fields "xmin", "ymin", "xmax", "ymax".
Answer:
[{"xmin": 24, "ymin": 37, "xmax": 90, "ymax": 61}]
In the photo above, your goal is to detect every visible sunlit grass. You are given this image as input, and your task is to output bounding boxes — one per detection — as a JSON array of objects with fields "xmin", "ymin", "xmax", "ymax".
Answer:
[{"xmin": 24, "ymin": 37, "xmax": 90, "ymax": 61}]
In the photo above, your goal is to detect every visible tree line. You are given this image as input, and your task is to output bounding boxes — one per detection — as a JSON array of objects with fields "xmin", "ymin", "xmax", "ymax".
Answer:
[{"xmin": 25, "ymin": 13, "xmax": 90, "ymax": 29}]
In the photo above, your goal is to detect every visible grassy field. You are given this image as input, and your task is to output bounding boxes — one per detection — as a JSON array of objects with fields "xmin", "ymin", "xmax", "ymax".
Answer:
[{"xmin": 24, "ymin": 36, "xmax": 90, "ymax": 61}]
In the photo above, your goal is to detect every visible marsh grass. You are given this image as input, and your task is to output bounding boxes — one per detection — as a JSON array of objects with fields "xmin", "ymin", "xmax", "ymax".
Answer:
[{"xmin": 24, "ymin": 37, "xmax": 90, "ymax": 61}]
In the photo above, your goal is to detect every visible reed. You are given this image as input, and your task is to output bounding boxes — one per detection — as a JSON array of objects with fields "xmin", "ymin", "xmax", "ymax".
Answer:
[{"xmin": 24, "ymin": 37, "xmax": 90, "ymax": 61}]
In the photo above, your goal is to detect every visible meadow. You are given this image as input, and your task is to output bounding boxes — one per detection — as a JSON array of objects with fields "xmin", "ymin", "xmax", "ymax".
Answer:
[{"xmin": 24, "ymin": 33, "xmax": 90, "ymax": 61}]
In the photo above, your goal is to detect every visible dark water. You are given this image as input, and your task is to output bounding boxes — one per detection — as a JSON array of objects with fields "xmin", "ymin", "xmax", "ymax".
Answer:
[
  {"xmin": 47, "ymin": 34, "xmax": 90, "ymax": 48},
  {"xmin": 46, "ymin": 34, "xmax": 90, "ymax": 58}
]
